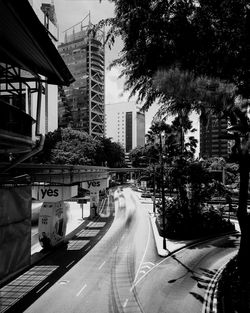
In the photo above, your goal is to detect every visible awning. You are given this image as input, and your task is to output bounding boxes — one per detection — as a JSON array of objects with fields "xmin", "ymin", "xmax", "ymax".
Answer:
[{"xmin": 0, "ymin": 0, "xmax": 75, "ymax": 86}]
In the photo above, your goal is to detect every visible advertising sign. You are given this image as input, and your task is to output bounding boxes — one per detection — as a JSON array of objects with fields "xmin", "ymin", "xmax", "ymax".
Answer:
[
  {"xmin": 38, "ymin": 201, "xmax": 67, "ymax": 248},
  {"xmin": 34, "ymin": 185, "xmax": 78, "ymax": 202},
  {"xmin": 81, "ymin": 179, "xmax": 108, "ymax": 191},
  {"xmin": 81, "ymin": 179, "xmax": 108, "ymax": 218}
]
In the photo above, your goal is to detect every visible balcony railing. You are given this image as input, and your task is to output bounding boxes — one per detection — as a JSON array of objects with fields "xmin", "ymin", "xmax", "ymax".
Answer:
[{"xmin": 0, "ymin": 98, "xmax": 35, "ymax": 152}]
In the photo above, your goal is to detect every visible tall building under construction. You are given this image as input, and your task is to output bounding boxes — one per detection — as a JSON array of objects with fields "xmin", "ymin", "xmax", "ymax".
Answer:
[{"xmin": 58, "ymin": 16, "xmax": 105, "ymax": 138}]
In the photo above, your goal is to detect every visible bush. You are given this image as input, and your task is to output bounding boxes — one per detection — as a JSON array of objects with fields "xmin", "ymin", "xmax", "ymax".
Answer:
[{"xmin": 156, "ymin": 198, "xmax": 235, "ymax": 239}]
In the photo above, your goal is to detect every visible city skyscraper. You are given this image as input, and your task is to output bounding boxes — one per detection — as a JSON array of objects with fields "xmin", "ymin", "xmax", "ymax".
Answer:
[
  {"xmin": 105, "ymin": 102, "xmax": 145, "ymax": 153},
  {"xmin": 199, "ymin": 114, "xmax": 229, "ymax": 159},
  {"xmin": 58, "ymin": 15, "xmax": 105, "ymax": 138}
]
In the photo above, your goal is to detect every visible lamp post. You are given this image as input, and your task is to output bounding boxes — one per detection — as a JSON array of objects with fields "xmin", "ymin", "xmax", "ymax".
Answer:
[
  {"xmin": 152, "ymin": 163, "xmax": 156, "ymax": 215},
  {"xmin": 139, "ymin": 156, "xmax": 157, "ymax": 215},
  {"xmin": 160, "ymin": 133, "xmax": 167, "ymax": 250}
]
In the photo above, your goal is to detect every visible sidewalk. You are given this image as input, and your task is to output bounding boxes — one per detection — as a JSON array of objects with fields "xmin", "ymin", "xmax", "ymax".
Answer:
[
  {"xmin": 139, "ymin": 195, "xmax": 239, "ymax": 257},
  {"xmin": 141, "ymin": 197, "xmax": 196, "ymax": 257},
  {"xmin": 31, "ymin": 201, "xmax": 90, "ymax": 259},
  {"xmin": 138, "ymin": 193, "xmax": 240, "ymax": 313}
]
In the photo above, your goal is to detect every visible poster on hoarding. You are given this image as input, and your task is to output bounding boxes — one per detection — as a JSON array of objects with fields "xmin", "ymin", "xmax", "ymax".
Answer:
[{"xmin": 38, "ymin": 201, "xmax": 67, "ymax": 248}]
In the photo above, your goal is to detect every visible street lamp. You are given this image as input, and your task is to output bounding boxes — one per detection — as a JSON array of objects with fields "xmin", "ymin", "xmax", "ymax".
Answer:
[
  {"xmin": 139, "ymin": 156, "xmax": 157, "ymax": 215},
  {"xmin": 159, "ymin": 133, "xmax": 167, "ymax": 250}
]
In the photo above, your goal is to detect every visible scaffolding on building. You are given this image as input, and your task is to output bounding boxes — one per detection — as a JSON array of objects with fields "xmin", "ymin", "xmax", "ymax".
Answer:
[{"xmin": 58, "ymin": 13, "xmax": 105, "ymax": 139}]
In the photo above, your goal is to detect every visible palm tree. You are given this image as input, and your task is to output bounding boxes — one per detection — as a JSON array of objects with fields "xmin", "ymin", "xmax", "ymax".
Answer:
[{"xmin": 153, "ymin": 67, "xmax": 250, "ymax": 302}]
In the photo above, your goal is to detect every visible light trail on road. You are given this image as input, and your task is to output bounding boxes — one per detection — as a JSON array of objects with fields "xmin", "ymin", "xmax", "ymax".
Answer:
[{"xmin": 2, "ymin": 187, "xmax": 239, "ymax": 313}]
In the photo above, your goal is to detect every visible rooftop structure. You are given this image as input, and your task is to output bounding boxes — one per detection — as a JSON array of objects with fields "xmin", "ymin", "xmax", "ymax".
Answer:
[{"xmin": 58, "ymin": 15, "xmax": 105, "ymax": 138}]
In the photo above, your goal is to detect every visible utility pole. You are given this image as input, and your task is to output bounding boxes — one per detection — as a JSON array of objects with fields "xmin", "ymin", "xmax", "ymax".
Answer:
[
  {"xmin": 153, "ymin": 163, "xmax": 156, "ymax": 215},
  {"xmin": 160, "ymin": 133, "xmax": 167, "ymax": 250}
]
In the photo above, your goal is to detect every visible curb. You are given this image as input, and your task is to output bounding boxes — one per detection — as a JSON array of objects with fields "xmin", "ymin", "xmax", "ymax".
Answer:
[
  {"xmin": 202, "ymin": 264, "xmax": 227, "ymax": 313},
  {"xmin": 149, "ymin": 211, "xmax": 239, "ymax": 313},
  {"xmin": 149, "ymin": 214, "xmax": 168, "ymax": 257},
  {"xmin": 149, "ymin": 213, "xmax": 239, "ymax": 258},
  {"xmin": 0, "ymin": 200, "xmax": 107, "ymax": 288}
]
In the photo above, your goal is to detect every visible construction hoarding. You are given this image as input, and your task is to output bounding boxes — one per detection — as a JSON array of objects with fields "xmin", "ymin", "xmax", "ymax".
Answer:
[{"xmin": 0, "ymin": 186, "xmax": 31, "ymax": 282}]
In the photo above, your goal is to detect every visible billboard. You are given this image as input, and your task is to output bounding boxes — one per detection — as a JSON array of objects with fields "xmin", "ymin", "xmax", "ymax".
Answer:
[{"xmin": 38, "ymin": 201, "xmax": 67, "ymax": 248}]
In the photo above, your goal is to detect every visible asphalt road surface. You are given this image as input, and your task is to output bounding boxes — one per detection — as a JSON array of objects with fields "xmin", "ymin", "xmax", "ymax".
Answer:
[
  {"xmin": 4, "ymin": 187, "xmax": 240, "ymax": 313},
  {"xmin": 136, "ymin": 233, "xmax": 240, "ymax": 313}
]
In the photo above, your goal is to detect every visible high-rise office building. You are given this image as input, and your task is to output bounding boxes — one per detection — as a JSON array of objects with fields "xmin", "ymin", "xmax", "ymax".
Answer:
[
  {"xmin": 29, "ymin": 0, "xmax": 59, "ymax": 134},
  {"xmin": 199, "ymin": 115, "xmax": 229, "ymax": 158},
  {"xmin": 105, "ymin": 102, "xmax": 145, "ymax": 153},
  {"xmin": 58, "ymin": 16, "xmax": 105, "ymax": 138}
]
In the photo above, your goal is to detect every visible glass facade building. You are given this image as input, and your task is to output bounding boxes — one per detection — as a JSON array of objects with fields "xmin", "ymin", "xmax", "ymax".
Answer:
[{"xmin": 58, "ymin": 20, "xmax": 105, "ymax": 138}]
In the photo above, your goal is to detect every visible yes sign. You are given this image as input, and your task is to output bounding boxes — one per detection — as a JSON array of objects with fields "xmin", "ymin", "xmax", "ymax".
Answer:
[
  {"xmin": 36, "ymin": 185, "xmax": 78, "ymax": 202},
  {"xmin": 82, "ymin": 180, "xmax": 107, "ymax": 191},
  {"xmin": 87, "ymin": 181, "xmax": 100, "ymax": 188},
  {"xmin": 40, "ymin": 188, "xmax": 59, "ymax": 199}
]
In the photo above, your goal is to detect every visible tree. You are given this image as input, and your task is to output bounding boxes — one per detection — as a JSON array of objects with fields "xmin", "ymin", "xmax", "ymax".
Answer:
[
  {"xmin": 34, "ymin": 129, "xmax": 126, "ymax": 167},
  {"xmin": 99, "ymin": 0, "xmax": 250, "ymax": 108},
  {"xmin": 35, "ymin": 128, "xmax": 99, "ymax": 165},
  {"xmin": 99, "ymin": 137, "xmax": 126, "ymax": 167},
  {"xmin": 101, "ymin": 1, "xmax": 250, "ymax": 307}
]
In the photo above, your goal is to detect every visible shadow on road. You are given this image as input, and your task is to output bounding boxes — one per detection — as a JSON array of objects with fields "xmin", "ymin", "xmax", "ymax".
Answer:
[{"xmin": 0, "ymin": 202, "xmax": 115, "ymax": 313}]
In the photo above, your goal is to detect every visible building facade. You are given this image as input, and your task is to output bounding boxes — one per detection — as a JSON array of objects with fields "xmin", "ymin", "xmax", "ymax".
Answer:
[
  {"xmin": 105, "ymin": 102, "xmax": 145, "ymax": 153},
  {"xmin": 58, "ymin": 17, "xmax": 105, "ymax": 138},
  {"xmin": 29, "ymin": 0, "xmax": 59, "ymax": 134},
  {"xmin": 199, "ymin": 114, "xmax": 229, "ymax": 159}
]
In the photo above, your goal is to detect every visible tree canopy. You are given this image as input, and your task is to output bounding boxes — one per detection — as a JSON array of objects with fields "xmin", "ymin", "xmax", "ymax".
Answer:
[
  {"xmin": 34, "ymin": 128, "xmax": 125, "ymax": 167},
  {"xmin": 100, "ymin": 0, "xmax": 250, "ymax": 109}
]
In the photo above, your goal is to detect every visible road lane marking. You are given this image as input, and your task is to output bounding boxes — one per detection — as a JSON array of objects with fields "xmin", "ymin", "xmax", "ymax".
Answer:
[
  {"xmin": 98, "ymin": 261, "xmax": 106, "ymax": 270},
  {"xmin": 143, "ymin": 261, "xmax": 155, "ymax": 266},
  {"xmin": 134, "ymin": 235, "xmax": 238, "ymax": 291},
  {"xmin": 141, "ymin": 265, "xmax": 151, "ymax": 270},
  {"xmin": 123, "ymin": 298, "xmax": 128, "ymax": 308},
  {"xmin": 201, "ymin": 252, "xmax": 236, "ymax": 313},
  {"xmin": 131, "ymin": 216, "xmax": 151, "ymax": 290},
  {"xmin": 66, "ymin": 260, "xmax": 75, "ymax": 268},
  {"xmin": 36, "ymin": 282, "xmax": 49, "ymax": 294},
  {"xmin": 76, "ymin": 284, "xmax": 87, "ymax": 297}
]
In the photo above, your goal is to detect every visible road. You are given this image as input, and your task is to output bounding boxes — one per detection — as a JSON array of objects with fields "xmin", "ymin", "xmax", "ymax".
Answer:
[
  {"xmin": 3, "ymin": 187, "xmax": 240, "ymax": 313},
  {"xmin": 136, "ymin": 233, "xmax": 240, "ymax": 313},
  {"xmin": 8, "ymin": 187, "xmax": 153, "ymax": 313}
]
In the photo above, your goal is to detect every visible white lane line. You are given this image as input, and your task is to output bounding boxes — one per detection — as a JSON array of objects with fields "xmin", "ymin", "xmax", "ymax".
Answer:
[
  {"xmin": 66, "ymin": 260, "xmax": 75, "ymax": 268},
  {"xmin": 123, "ymin": 298, "xmax": 128, "ymax": 308},
  {"xmin": 98, "ymin": 261, "xmax": 106, "ymax": 270},
  {"xmin": 131, "ymin": 216, "xmax": 151, "ymax": 290},
  {"xmin": 141, "ymin": 265, "xmax": 151, "ymax": 270},
  {"xmin": 85, "ymin": 245, "xmax": 91, "ymax": 251},
  {"xmin": 76, "ymin": 284, "xmax": 87, "ymax": 297},
  {"xmin": 143, "ymin": 261, "xmax": 155, "ymax": 266},
  {"xmin": 36, "ymin": 282, "xmax": 49, "ymax": 294}
]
